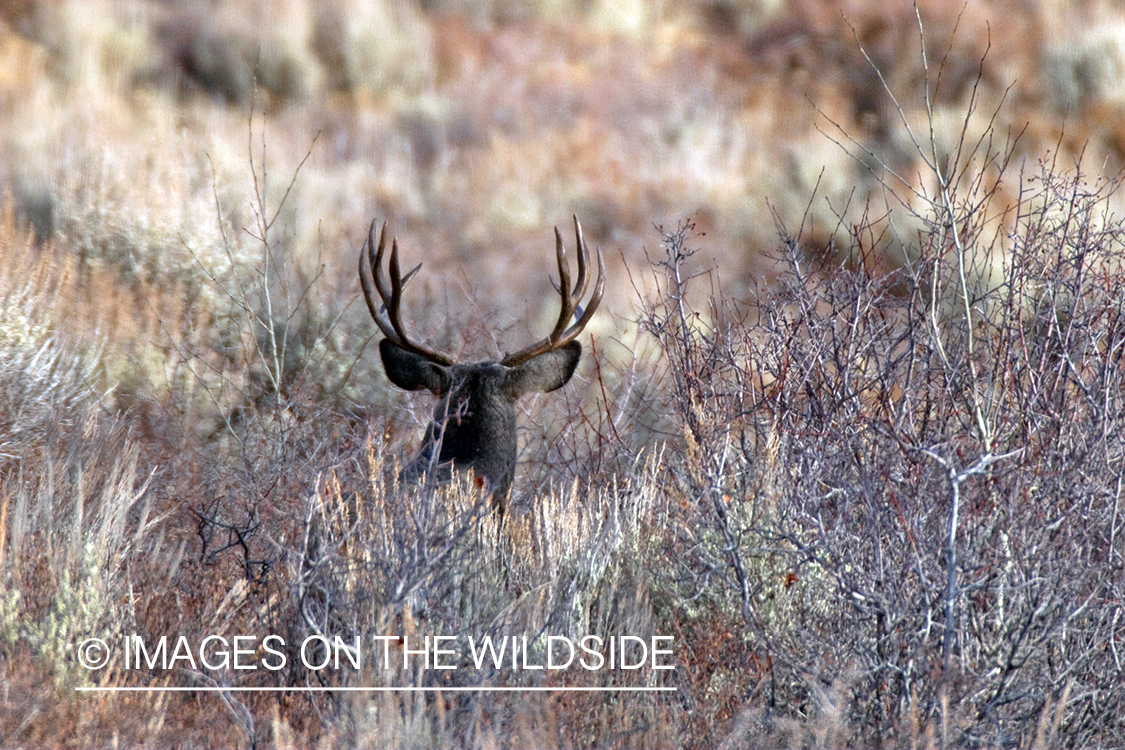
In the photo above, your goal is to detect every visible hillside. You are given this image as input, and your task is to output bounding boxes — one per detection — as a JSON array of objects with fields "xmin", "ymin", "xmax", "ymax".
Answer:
[{"xmin": 1, "ymin": 1, "xmax": 1124, "ymax": 747}]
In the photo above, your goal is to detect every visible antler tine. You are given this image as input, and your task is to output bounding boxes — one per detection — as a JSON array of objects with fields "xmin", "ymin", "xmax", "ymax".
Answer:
[
  {"xmin": 358, "ymin": 220, "xmax": 455, "ymax": 366},
  {"xmin": 569, "ymin": 214, "xmax": 591, "ymax": 305},
  {"xmin": 386, "ymin": 237, "xmax": 409, "ymax": 342},
  {"xmin": 501, "ymin": 217, "xmax": 605, "ymax": 367},
  {"xmin": 359, "ymin": 222, "xmax": 395, "ymax": 337},
  {"xmin": 568, "ymin": 244, "xmax": 604, "ymax": 336},
  {"xmin": 546, "ymin": 225, "xmax": 577, "ymax": 342}
]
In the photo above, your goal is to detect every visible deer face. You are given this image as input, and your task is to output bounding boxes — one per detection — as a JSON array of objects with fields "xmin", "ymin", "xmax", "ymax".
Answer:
[{"xmin": 360, "ymin": 217, "xmax": 603, "ymax": 511}]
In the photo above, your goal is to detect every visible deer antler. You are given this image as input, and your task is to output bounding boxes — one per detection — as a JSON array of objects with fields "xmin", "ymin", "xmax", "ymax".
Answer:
[
  {"xmin": 500, "ymin": 215, "xmax": 605, "ymax": 367},
  {"xmin": 359, "ymin": 221, "xmax": 456, "ymax": 366}
]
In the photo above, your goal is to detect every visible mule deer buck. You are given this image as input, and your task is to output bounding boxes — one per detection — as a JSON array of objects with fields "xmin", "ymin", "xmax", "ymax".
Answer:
[{"xmin": 359, "ymin": 216, "xmax": 604, "ymax": 515}]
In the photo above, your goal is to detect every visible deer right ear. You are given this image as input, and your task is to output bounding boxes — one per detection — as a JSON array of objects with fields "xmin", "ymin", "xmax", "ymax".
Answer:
[
  {"xmin": 504, "ymin": 340, "xmax": 582, "ymax": 398},
  {"xmin": 379, "ymin": 339, "xmax": 450, "ymax": 395}
]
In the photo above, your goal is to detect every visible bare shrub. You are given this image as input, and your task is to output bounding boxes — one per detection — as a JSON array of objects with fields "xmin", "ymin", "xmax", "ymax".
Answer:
[
  {"xmin": 290, "ymin": 437, "xmax": 678, "ymax": 747},
  {"xmin": 634, "ymin": 64, "xmax": 1125, "ymax": 750}
]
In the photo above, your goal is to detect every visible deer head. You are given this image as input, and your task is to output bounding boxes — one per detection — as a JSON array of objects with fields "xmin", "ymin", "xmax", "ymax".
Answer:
[{"xmin": 359, "ymin": 216, "xmax": 604, "ymax": 512}]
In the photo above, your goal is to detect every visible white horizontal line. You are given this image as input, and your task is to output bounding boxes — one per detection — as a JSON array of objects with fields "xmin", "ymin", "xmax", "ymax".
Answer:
[{"xmin": 76, "ymin": 686, "xmax": 676, "ymax": 693}]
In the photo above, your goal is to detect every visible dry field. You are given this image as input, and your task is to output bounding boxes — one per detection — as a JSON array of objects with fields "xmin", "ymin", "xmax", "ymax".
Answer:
[{"xmin": 1, "ymin": 0, "xmax": 1125, "ymax": 747}]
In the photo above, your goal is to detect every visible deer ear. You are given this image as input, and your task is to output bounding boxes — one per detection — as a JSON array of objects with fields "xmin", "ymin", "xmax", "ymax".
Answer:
[
  {"xmin": 380, "ymin": 339, "xmax": 450, "ymax": 395},
  {"xmin": 504, "ymin": 341, "xmax": 581, "ymax": 398}
]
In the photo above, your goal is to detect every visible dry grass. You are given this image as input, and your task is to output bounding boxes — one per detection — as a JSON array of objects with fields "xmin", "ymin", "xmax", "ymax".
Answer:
[{"xmin": 2, "ymin": 0, "xmax": 1125, "ymax": 747}]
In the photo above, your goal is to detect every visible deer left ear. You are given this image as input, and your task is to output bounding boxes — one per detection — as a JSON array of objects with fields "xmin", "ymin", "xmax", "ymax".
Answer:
[
  {"xmin": 380, "ymin": 339, "xmax": 451, "ymax": 395},
  {"xmin": 504, "ymin": 341, "xmax": 581, "ymax": 398}
]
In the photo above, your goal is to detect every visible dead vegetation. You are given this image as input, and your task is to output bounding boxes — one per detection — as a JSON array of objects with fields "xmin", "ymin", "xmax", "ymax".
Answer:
[{"xmin": 1, "ymin": 1, "xmax": 1125, "ymax": 748}]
